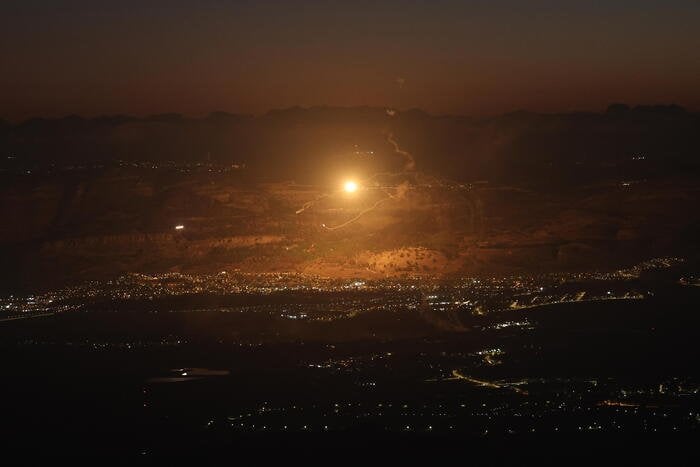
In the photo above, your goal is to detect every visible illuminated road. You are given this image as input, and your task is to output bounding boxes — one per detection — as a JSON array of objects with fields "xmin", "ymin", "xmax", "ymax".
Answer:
[
  {"xmin": 0, "ymin": 312, "xmax": 55, "ymax": 322},
  {"xmin": 451, "ymin": 369, "xmax": 528, "ymax": 395}
]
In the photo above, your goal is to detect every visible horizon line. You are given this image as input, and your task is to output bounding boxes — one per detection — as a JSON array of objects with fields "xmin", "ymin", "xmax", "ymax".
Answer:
[{"xmin": 2, "ymin": 102, "xmax": 694, "ymax": 125}]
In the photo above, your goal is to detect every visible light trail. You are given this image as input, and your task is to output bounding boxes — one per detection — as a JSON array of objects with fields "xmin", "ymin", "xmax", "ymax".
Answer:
[
  {"xmin": 295, "ymin": 194, "xmax": 329, "ymax": 215},
  {"xmin": 321, "ymin": 195, "xmax": 392, "ymax": 231}
]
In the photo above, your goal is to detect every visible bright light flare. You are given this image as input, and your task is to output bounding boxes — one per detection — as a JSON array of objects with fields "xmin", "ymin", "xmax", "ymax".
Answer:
[
  {"xmin": 175, "ymin": 225, "xmax": 185, "ymax": 230},
  {"xmin": 343, "ymin": 180, "xmax": 358, "ymax": 193}
]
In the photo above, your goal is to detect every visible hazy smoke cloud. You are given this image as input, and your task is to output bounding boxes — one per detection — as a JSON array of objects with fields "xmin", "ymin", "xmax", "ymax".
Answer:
[{"xmin": 386, "ymin": 131, "xmax": 416, "ymax": 171}]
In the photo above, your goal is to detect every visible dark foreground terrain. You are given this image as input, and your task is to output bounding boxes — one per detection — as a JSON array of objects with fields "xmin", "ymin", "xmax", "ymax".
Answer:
[{"xmin": 1, "ymin": 260, "xmax": 699, "ymax": 459}]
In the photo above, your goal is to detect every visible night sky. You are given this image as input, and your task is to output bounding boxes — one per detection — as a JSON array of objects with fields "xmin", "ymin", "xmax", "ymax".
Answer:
[{"xmin": 2, "ymin": 0, "xmax": 699, "ymax": 119}]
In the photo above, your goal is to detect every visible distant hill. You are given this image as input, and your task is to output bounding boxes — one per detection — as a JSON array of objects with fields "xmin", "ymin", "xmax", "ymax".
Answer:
[{"xmin": 1, "ymin": 105, "xmax": 699, "ymax": 292}]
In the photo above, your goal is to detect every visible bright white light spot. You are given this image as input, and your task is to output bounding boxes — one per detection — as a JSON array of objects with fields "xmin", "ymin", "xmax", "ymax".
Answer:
[
  {"xmin": 344, "ymin": 180, "xmax": 358, "ymax": 193},
  {"xmin": 175, "ymin": 225, "xmax": 185, "ymax": 230}
]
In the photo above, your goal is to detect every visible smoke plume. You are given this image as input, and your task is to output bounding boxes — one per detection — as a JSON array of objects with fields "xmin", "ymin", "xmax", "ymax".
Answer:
[{"xmin": 386, "ymin": 131, "xmax": 415, "ymax": 172}]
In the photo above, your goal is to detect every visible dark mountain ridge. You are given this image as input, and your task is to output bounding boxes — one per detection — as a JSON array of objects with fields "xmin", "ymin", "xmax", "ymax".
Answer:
[{"xmin": 2, "ymin": 104, "xmax": 698, "ymax": 185}]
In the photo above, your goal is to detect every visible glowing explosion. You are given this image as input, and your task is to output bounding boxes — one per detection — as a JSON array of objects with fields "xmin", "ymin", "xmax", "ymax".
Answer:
[{"xmin": 343, "ymin": 180, "xmax": 358, "ymax": 193}]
